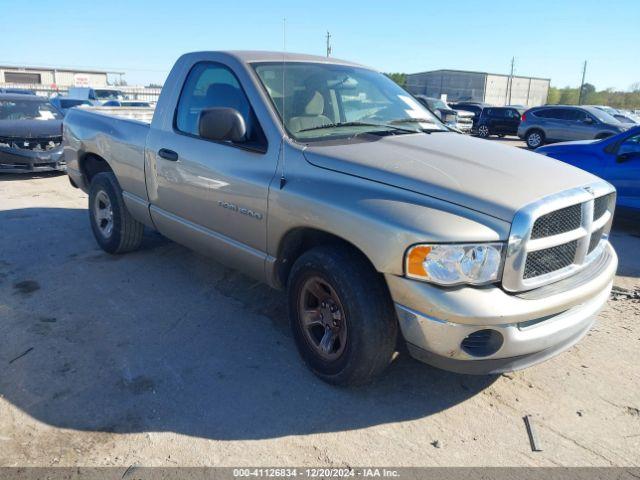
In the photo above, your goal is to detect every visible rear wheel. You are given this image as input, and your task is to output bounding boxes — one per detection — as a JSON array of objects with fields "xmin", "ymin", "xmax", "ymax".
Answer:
[
  {"xmin": 89, "ymin": 172, "xmax": 144, "ymax": 254},
  {"xmin": 525, "ymin": 129, "xmax": 545, "ymax": 149},
  {"xmin": 288, "ymin": 246, "xmax": 397, "ymax": 386},
  {"xmin": 477, "ymin": 124, "xmax": 490, "ymax": 138}
]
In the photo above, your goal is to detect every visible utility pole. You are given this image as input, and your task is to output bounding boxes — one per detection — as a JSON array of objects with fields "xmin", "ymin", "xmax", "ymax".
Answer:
[
  {"xmin": 326, "ymin": 31, "xmax": 332, "ymax": 57},
  {"xmin": 507, "ymin": 56, "xmax": 515, "ymax": 105},
  {"xmin": 578, "ymin": 60, "xmax": 587, "ymax": 105}
]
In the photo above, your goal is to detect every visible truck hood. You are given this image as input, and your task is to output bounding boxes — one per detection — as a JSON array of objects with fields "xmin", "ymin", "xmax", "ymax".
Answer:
[
  {"xmin": 302, "ymin": 132, "xmax": 602, "ymax": 222},
  {"xmin": 0, "ymin": 120, "xmax": 62, "ymax": 138}
]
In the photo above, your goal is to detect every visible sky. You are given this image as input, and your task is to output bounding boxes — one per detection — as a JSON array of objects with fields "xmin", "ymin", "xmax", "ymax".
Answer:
[{"xmin": 1, "ymin": 0, "xmax": 638, "ymax": 90}]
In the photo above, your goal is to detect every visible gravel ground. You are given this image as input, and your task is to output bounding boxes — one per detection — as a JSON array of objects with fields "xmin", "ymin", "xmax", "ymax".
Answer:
[{"xmin": 0, "ymin": 172, "xmax": 638, "ymax": 467}]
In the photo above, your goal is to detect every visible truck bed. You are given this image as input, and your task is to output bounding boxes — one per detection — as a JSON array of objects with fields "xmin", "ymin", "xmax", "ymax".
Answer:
[
  {"xmin": 79, "ymin": 105, "xmax": 155, "ymax": 124},
  {"xmin": 63, "ymin": 107, "xmax": 150, "ymax": 201}
]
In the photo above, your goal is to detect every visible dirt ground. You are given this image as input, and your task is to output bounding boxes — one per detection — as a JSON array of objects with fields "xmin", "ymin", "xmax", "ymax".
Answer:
[{"xmin": 0, "ymin": 171, "xmax": 638, "ymax": 467}]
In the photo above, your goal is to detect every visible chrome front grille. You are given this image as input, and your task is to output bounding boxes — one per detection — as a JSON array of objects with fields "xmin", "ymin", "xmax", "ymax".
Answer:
[
  {"xmin": 531, "ymin": 203, "xmax": 582, "ymax": 239},
  {"xmin": 523, "ymin": 240, "xmax": 578, "ymax": 279},
  {"xmin": 502, "ymin": 182, "xmax": 615, "ymax": 292}
]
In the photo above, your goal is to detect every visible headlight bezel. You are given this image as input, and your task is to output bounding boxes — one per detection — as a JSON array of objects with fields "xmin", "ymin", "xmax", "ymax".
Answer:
[{"xmin": 404, "ymin": 242, "xmax": 506, "ymax": 287}]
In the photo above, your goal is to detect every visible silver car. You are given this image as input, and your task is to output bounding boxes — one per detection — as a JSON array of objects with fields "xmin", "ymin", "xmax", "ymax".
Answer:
[{"xmin": 518, "ymin": 105, "xmax": 629, "ymax": 149}]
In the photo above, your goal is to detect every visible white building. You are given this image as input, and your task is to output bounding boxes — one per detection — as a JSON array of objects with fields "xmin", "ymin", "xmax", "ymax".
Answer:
[
  {"xmin": 405, "ymin": 69, "xmax": 551, "ymax": 107},
  {"xmin": 0, "ymin": 65, "xmax": 119, "ymax": 88}
]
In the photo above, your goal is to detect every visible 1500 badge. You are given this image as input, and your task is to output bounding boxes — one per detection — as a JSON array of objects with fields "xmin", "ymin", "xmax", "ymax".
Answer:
[{"xmin": 218, "ymin": 200, "xmax": 263, "ymax": 220}]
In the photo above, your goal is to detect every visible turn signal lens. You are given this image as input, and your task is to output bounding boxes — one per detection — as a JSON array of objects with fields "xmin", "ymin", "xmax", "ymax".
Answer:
[{"xmin": 406, "ymin": 245, "xmax": 432, "ymax": 278}]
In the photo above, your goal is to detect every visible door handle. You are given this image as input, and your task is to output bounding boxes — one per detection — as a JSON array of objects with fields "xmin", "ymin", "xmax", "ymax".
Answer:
[{"xmin": 158, "ymin": 148, "xmax": 178, "ymax": 161}]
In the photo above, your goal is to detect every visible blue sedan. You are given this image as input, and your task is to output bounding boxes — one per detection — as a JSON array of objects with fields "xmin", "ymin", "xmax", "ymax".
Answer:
[{"xmin": 536, "ymin": 126, "xmax": 640, "ymax": 213}]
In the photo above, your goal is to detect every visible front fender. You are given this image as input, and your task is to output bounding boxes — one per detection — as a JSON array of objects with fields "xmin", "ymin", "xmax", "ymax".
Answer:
[{"xmin": 267, "ymin": 151, "xmax": 510, "ymax": 276}]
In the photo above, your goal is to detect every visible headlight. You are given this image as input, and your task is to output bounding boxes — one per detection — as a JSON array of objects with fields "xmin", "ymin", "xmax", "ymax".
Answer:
[{"xmin": 405, "ymin": 243, "xmax": 504, "ymax": 286}]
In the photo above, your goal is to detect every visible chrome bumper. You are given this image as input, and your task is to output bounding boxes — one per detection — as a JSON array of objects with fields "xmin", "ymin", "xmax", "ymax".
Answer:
[{"xmin": 387, "ymin": 243, "xmax": 617, "ymax": 374}]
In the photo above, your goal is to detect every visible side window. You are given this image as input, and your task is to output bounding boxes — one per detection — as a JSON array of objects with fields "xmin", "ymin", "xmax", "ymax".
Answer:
[
  {"xmin": 565, "ymin": 109, "xmax": 586, "ymax": 121},
  {"xmin": 620, "ymin": 134, "xmax": 640, "ymax": 154},
  {"xmin": 533, "ymin": 109, "xmax": 551, "ymax": 118},
  {"xmin": 175, "ymin": 62, "xmax": 265, "ymax": 147}
]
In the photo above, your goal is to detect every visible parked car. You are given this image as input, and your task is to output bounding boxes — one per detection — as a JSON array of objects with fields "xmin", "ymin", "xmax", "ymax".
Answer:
[
  {"xmin": 590, "ymin": 106, "xmax": 638, "ymax": 124},
  {"xmin": 102, "ymin": 100, "xmax": 152, "ymax": 107},
  {"xmin": 518, "ymin": 105, "xmax": 630, "ymax": 149},
  {"xmin": 475, "ymin": 106, "xmax": 524, "ymax": 138},
  {"xmin": 450, "ymin": 102, "xmax": 488, "ymax": 128},
  {"xmin": 0, "ymin": 93, "xmax": 65, "ymax": 173},
  {"xmin": 414, "ymin": 95, "xmax": 473, "ymax": 133},
  {"xmin": 0, "ymin": 88, "xmax": 36, "ymax": 95},
  {"xmin": 67, "ymin": 87, "xmax": 125, "ymax": 105},
  {"xmin": 64, "ymin": 51, "xmax": 617, "ymax": 385},
  {"xmin": 50, "ymin": 97, "xmax": 93, "ymax": 115},
  {"xmin": 536, "ymin": 126, "xmax": 640, "ymax": 213}
]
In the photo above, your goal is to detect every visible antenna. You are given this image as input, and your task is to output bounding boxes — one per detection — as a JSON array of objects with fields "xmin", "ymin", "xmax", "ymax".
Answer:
[
  {"xmin": 326, "ymin": 31, "xmax": 332, "ymax": 57},
  {"xmin": 280, "ymin": 17, "xmax": 287, "ymax": 189}
]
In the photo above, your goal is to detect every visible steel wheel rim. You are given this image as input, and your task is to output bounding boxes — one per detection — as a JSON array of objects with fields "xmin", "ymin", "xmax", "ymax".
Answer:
[
  {"xmin": 528, "ymin": 133, "xmax": 541, "ymax": 147},
  {"xmin": 298, "ymin": 276, "xmax": 347, "ymax": 361},
  {"xmin": 94, "ymin": 190, "xmax": 114, "ymax": 238}
]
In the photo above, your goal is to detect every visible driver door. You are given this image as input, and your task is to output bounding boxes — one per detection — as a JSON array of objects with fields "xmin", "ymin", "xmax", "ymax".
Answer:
[{"xmin": 602, "ymin": 133, "xmax": 640, "ymax": 211}]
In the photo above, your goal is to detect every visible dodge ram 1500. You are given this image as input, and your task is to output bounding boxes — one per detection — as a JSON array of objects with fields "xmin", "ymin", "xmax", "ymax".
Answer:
[{"xmin": 64, "ymin": 51, "xmax": 618, "ymax": 385}]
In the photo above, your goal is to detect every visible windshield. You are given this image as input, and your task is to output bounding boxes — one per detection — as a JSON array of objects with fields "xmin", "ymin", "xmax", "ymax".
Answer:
[
  {"xmin": 60, "ymin": 99, "xmax": 91, "ymax": 108},
  {"xmin": 0, "ymin": 99, "xmax": 62, "ymax": 121},
  {"xmin": 94, "ymin": 89, "xmax": 124, "ymax": 100},
  {"xmin": 430, "ymin": 99, "xmax": 449, "ymax": 110},
  {"xmin": 253, "ymin": 62, "xmax": 445, "ymax": 141},
  {"xmin": 588, "ymin": 108, "xmax": 622, "ymax": 124}
]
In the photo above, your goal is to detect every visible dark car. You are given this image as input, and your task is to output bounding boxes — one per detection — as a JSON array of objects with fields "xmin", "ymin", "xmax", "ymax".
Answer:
[
  {"xmin": 475, "ymin": 106, "xmax": 524, "ymax": 138},
  {"xmin": 0, "ymin": 94, "xmax": 65, "ymax": 173},
  {"xmin": 536, "ymin": 126, "xmax": 640, "ymax": 214},
  {"xmin": 450, "ymin": 102, "xmax": 489, "ymax": 128},
  {"xmin": 50, "ymin": 97, "xmax": 92, "ymax": 115},
  {"xmin": 414, "ymin": 95, "xmax": 473, "ymax": 133},
  {"xmin": 102, "ymin": 100, "xmax": 152, "ymax": 107},
  {"xmin": 0, "ymin": 88, "xmax": 36, "ymax": 95}
]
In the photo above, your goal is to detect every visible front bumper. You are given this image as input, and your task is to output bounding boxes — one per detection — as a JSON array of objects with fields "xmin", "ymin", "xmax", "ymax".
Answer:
[
  {"xmin": 387, "ymin": 242, "xmax": 617, "ymax": 374},
  {"xmin": 0, "ymin": 146, "xmax": 65, "ymax": 173},
  {"xmin": 455, "ymin": 122, "xmax": 473, "ymax": 134}
]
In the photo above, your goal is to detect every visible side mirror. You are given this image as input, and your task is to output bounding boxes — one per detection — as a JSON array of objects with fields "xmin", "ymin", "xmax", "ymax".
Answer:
[
  {"xmin": 198, "ymin": 107, "xmax": 246, "ymax": 142},
  {"xmin": 583, "ymin": 117, "xmax": 594, "ymax": 124},
  {"xmin": 617, "ymin": 146, "xmax": 640, "ymax": 163}
]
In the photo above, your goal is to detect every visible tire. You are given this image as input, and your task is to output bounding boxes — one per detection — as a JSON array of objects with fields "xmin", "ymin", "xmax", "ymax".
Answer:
[
  {"xmin": 287, "ymin": 245, "xmax": 397, "ymax": 386},
  {"xmin": 477, "ymin": 124, "xmax": 490, "ymax": 138},
  {"xmin": 88, "ymin": 172, "xmax": 144, "ymax": 254},
  {"xmin": 525, "ymin": 129, "xmax": 545, "ymax": 149}
]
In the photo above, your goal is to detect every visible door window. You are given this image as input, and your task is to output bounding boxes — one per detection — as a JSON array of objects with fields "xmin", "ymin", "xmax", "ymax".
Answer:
[
  {"xmin": 175, "ymin": 62, "xmax": 265, "ymax": 148},
  {"xmin": 619, "ymin": 134, "xmax": 640, "ymax": 155}
]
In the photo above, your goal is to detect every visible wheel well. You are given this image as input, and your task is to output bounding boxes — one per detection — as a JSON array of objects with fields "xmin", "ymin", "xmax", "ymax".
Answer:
[
  {"xmin": 525, "ymin": 128, "xmax": 544, "ymax": 137},
  {"xmin": 274, "ymin": 228, "xmax": 374, "ymax": 288},
  {"xmin": 80, "ymin": 153, "xmax": 114, "ymax": 185}
]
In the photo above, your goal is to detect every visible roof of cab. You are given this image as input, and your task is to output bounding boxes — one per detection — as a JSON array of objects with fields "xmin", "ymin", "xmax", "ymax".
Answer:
[{"xmin": 184, "ymin": 50, "xmax": 369, "ymax": 68}]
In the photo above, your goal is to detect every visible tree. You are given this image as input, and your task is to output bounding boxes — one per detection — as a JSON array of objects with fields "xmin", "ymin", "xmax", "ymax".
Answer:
[{"xmin": 385, "ymin": 73, "xmax": 406, "ymax": 87}]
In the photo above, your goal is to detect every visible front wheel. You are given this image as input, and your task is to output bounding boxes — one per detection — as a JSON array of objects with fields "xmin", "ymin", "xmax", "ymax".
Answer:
[
  {"xmin": 288, "ymin": 246, "xmax": 397, "ymax": 386},
  {"xmin": 89, "ymin": 172, "xmax": 144, "ymax": 254},
  {"xmin": 477, "ymin": 124, "xmax": 491, "ymax": 138}
]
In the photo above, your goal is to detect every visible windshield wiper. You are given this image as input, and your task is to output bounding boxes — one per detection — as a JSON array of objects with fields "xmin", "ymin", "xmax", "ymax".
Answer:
[
  {"xmin": 389, "ymin": 117, "xmax": 448, "ymax": 131},
  {"xmin": 298, "ymin": 121, "xmax": 419, "ymax": 134}
]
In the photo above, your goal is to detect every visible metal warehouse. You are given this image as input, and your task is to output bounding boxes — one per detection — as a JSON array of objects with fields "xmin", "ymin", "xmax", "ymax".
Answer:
[
  {"xmin": 0, "ymin": 65, "xmax": 112, "ymax": 88},
  {"xmin": 405, "ymin": 69, "xmax": 550, "ymax": 107}
]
